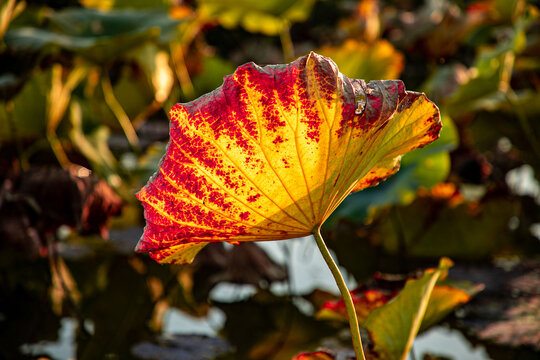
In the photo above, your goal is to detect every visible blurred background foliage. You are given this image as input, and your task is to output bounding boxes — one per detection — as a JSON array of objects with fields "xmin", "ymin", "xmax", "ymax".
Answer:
[{"xmin": 1, "ymin": 0, "xmax": 539, "ymax": 359}]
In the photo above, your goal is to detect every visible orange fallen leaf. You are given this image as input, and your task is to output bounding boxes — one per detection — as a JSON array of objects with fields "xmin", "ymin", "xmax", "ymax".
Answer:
[
  {"xmin": 292, "ymin": 350, "xmax": 335, "ymax": 360},
  {"xmin": 317, "ymin": 288, "xmax": 395, "ymax": 324},
  {"xmin": 136, "ymin": 52, "xmax": 440, "ymax": 264}
]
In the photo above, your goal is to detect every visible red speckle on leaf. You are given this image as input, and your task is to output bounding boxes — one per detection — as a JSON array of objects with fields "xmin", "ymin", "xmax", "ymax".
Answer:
[
  {"xmin": 295, "ymin": 57, "xmax": 322, "ymax": 143},
  {"xmin": 273, "ymin": 65, "xmax": 298, "ymax": 110},
  {"xmin": 247, "ymin": 194, "xmax": 261, "ymax": 203},
  {"xmin": 319, "ymin": 287, "xmax": 395, "ymax": 323},
  {"xmin": 239, "ymin": 211, "xmax": 250, "ymax": 221},
  {"xmin": 427, "ymin": 115, "xmax": 442, "ymax": 140},
  {"xmin": 238, "ymin": 63, "xmax": 290, "ymax": 133},
  {"xmin": 363, "ymin": 176, "xmax": 385, "ymax": 188}
]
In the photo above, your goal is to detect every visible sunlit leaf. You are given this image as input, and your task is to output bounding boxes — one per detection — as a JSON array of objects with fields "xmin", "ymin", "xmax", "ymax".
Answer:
[
  {"xmin": 197, "ymin": 0, "xmax": 316, "ymax": 35},
  {"xmin": 136, "ymin": 52, "xmax": 441, "ymax": 264},
  {"xmin": 318, "ymin": 39, "xmax": 404, "ymax": 81},
  {"xmin": 364, "ymin": 258, "xmax": 453, "ymax": 360},
  {"xmin": 420, "ymin": 280, "xmax": 483, "ymax": 332}
]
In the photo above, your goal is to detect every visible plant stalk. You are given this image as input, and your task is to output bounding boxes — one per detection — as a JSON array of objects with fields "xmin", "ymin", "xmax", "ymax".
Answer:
[
  {"xmin": 170, "ymin": 43, "xmax": 195, "ymax": 100},
  {"xmin": 101, "ymin": 73, "xmax": 140, "ymax": 152},
  {"xmin": 279, "ymin": 22, "xmax": 295, "ymax": 63},
  {"xmin": 312, "ymin": 226, "xmax": 366, "ymax": 360}
]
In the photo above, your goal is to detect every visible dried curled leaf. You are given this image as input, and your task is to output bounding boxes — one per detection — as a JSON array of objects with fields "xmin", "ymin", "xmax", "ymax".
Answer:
[{"xmin": 136, "ymin": 52, "xmax": 440, "ymax": 264}]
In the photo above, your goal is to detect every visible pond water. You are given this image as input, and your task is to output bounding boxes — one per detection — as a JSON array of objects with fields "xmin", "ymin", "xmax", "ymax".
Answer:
[
  {"xmin": 20, "ymin": 316, "xmax": 491, "ymax": 360},
  {"xmin": 9, "ymin": 233, "xmax": 499, "ymax": 360}
]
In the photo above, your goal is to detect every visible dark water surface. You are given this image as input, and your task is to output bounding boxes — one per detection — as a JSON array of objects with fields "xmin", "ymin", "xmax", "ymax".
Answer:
[{"xmin": 1, "ymin": 228, "xmax": 538, "ymax": 360}]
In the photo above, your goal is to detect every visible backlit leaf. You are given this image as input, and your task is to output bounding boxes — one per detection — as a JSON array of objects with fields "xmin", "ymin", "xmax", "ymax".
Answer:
[
  {"xmin": 420, "ymin": 280, "xmax": 482, "ymax": 332},
  {"xmin": 136, "ymin": 52, "xmax": 441, "ymax": 264}
]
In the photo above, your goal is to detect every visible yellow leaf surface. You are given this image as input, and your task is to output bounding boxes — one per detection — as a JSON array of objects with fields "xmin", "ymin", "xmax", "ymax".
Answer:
[{"xmin": 136, "ymin": 52, "xmax": 440, "ymax": 264}]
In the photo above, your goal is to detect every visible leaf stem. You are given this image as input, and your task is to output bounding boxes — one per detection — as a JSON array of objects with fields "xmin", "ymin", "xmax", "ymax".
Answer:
[
  {"xmin": 279, "ymin": 22, "xmax": 295, "ymax": 63},
  {"xmin": 101, "ymin": 73, "xmax": 140, "ymax": 152},
  {"xmin": 170, "ymin": 42, "xmax": 195, "ymax": 100},
  {"xmin": 312, "ymin": 226, "xmax": 366, "ymax": 360}
]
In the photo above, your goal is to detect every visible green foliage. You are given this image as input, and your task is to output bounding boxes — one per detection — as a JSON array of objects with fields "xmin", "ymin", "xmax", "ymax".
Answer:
[
  {"xmin": 81, "ymin": 0, "xmax": 174, "ymax": 10},
  {"xmin": 197, "ymin": 0, "xmax": 316, "ymax": 35},
  {"xmin": 0, "ymin": 69, "xmax": 49, "ymax": 141},
  {"xmin": 192, "ymin": 55, "xmax": 235, "ymax": 95},
  {"xmin": 4, "ymin": 8, "xmax": 184, "ymax": 64},
  {"xmin": 372, "ymin": 195, "xmax": 519, "ymax": 258},
  {"xmin": 318, "ymin": 39, "xmax": 404, "ymax": 81}
]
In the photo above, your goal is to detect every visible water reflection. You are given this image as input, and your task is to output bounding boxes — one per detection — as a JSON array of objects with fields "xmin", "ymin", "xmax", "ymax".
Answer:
[
  {"xmin": 162, "ymin": 308, "xmax": 225, "ymax": 336},
  {"xmin": 21, "ymin": 317, "xmax": 77, "ymax": 360},
  {"xmin": 410, "ymin": 326, "xmax": 490, "ymax": 360},
  {"xmin": 1, "ymin": 232, "xmax": 537, "ymax": 360}
]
